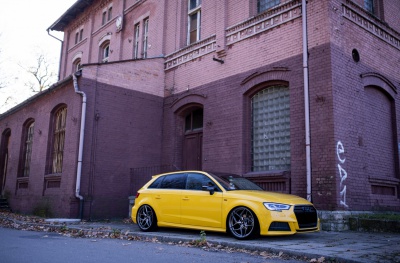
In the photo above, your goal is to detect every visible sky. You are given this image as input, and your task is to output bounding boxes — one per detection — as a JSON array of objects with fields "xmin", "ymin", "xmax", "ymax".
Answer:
[{"xmin": 0, "ymin": 0, "xmax": 77, "ymax": 114}]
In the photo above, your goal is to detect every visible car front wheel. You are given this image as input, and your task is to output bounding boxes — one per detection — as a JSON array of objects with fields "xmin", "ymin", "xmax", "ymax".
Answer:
[
  {"xmin": 227, "ymin": 206, "xmax": 259, "ymax": 240},
  {"xmin": 136, "ymin": 204, "xmax": 157, "ymax": 231}
]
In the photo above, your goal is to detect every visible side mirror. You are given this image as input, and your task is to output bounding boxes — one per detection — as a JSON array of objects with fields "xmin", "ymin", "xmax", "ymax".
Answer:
[{"xmin": 202, "ymin": 185, "xmax": 215, "ymax": 195}]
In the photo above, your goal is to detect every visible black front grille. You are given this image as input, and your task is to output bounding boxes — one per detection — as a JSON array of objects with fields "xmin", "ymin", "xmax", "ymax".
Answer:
[
  {"xmin": 294, "ymin": 205, "xmax": 318, "ymax": 229},
  {"xmin": 269, "ymin": 222, "xmax": 291, "ymax": 231}
]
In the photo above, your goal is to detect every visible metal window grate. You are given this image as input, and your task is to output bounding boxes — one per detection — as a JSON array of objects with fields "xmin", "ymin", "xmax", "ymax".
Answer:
[
  {"xmin": 52, "ymin": 107, "xmax": 67, "ymax": 174},
  {"xmin": 23, "ymin": 122, "xmax": 35, "ymax": 177}
]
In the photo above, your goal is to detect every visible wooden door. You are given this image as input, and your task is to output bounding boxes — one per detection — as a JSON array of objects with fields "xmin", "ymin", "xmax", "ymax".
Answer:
[{"xmin": 183, "ymin": 132, "xmax": 202, "ymax": 170}]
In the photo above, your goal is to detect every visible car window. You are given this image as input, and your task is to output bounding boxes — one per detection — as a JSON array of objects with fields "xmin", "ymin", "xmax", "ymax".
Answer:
[
  {"xmin": 208, "ymin": 172, "xmax": 263, "ymax": 191},
  {"xmin": 186, "ymin": 173, "xmax": 220, "ymax": 191},
  {"xmin": 148, "ymin": 176, "xmax": 164, "ymax": 189},
  {"xmin": 159, "ymin": 173, "xmax": 187, "ymax": 189}
]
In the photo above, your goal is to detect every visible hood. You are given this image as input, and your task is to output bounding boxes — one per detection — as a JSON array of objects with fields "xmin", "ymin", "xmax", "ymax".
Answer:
[{"xmin": 225, "ymin": 190, "xmax": 312, "ymax": 205}]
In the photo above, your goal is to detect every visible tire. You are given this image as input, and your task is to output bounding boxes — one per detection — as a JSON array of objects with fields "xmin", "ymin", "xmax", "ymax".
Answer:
[
  {"xmin": 227, "ymin": 206, "xmax": 259, "ymax": 240},
  {"xmin": 136, "ymin": 204, "xmax": 157, "ymax": 232}
]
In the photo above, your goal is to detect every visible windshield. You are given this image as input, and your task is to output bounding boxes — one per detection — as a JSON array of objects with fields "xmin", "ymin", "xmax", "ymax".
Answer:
[{"xmin": 208, "ymin": 172, "xmax": 263, "ymax": 191}]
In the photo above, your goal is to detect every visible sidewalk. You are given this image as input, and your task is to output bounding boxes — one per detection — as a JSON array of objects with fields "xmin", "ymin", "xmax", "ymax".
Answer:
[{"xmin": 1, "ymin": 212, "xmax": 399, "ymax": 263}]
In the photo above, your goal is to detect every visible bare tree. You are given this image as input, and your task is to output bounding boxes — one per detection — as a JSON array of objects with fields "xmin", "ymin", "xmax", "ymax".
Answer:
[
  {"xmin": 0, "ymin": 34, "xmax": 7, "ymax": 90},
  {"xmin": 19, "ymin": 51, "xmax": 58, "ymax": 93}
]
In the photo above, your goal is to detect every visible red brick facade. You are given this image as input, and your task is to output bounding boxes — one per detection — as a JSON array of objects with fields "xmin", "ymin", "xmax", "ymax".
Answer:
[{"xmin": 0, "ymin": 0, "xmax": 399, "ymax": 222}]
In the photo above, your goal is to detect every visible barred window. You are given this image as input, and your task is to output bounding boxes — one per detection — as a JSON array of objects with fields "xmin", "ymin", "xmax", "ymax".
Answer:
[
  {"xmin": 52, "ymin": 107, "xmax": 67, "ymax": 174},
  {"xmin": 21, "ymin": 121, "xmax": 35, "ymax": 177},
  {"xmin": 257, "ymin": 0, "xmax": 280, "ymax": 13},
  {"xmin": 251, "ymin": 86, "xmax": 290, "ymax": 171}
]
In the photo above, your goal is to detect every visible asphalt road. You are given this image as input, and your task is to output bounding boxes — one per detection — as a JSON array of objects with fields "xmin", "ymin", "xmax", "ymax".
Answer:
[{"xmin": 0, "ymin": 227, "xmax": 307, "ymax": 263}]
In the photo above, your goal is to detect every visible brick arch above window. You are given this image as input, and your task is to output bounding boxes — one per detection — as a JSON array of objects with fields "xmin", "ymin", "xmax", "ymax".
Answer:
[
  {"xmin": 171, "ymin": 93, "xmax": 207, "ymax": 114},
  {"xmin": 98, "ymin": 33, "xmax": 112, "ymax": 46},
  {"xmin": 360, "ymin": 72, "xmax": 397, "ymax": 99},
  {"xmin": 241, "ymin": 67, "xmax": 291, "ymax": 95},
  {"xmin": 72, "ymin": 51, "xmax": 83, "ymax": 63},
  {"xmin": 175, "ymin": 103, "xmax": 203, "ymax": 118}
]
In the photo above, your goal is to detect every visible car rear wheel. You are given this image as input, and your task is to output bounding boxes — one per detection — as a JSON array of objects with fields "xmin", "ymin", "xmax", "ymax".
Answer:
[
  {"xmin": 227, "ymin": 206, "xmax": 259, "ymax": 240},
  {"xmin": 136, "ymin": 205, "xmax": 157, "ymax": 231}
]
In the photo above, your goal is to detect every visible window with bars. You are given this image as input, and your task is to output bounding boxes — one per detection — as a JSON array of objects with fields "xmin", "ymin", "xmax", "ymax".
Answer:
[
  {"xmin": 187, "ymin": 0, "xmax": 201, "ymax": 45},
  {"xmin": 52, "ymin": 107, "xmax": 67, "ymax": 174},
  {"xmin": 251, "ymin": 86, "xmax": 291, "ymax": 172},
  {"xmin": 257, "ymin": 0, "xmax": 280, "ymax": 13},
  {"xmin": 21, "ymin": 121, "xmax": 35, "ymax": 177}
]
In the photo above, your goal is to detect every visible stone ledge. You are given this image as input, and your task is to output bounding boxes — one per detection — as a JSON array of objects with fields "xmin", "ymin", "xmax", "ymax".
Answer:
[{"xmin": 319, "ymin": 210, "xmax": 400, "ymax": 233}]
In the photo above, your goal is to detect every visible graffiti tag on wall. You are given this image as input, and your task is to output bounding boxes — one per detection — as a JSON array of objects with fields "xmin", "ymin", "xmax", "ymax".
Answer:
[{"xmin": 337, "ymin": 141, "xmax": 348, "ymax": 208}]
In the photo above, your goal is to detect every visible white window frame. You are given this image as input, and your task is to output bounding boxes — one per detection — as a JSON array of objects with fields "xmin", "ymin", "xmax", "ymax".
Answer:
[
  {"xmin": 187, "ymin": 0, "xmax": 201, "ymax": 45},
  {"xmin": 133, "ymin": 23, "xmax": 140, "ymax": 59},
  {"xmin": 142, "ymin": 18, "xmax": 149, "ymax": 58},
  {"xmin": 102, "ymin": 44, "xmax": 110, "ymax": 63}
]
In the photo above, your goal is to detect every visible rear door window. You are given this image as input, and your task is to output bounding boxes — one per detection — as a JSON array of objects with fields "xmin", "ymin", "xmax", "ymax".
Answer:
[{"xmin": 159, "ymin": 173, "xmax": 187, "ymax": 189}]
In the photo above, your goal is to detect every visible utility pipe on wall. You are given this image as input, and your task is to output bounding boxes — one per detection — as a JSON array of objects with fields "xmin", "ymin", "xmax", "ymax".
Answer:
[
  {"xmin": 72, "ymin": 72, "xmax": 87, "ymax": 219},
  {"xmin": 302, "ymin": 0, "xmax": 312, "ymax": 202}
]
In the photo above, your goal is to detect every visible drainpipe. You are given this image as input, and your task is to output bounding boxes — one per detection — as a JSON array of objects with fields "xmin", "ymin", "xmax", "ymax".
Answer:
[
  {"xmin": 72, "ymin": 72, "xmax": 86, "ymax": 219},
  {"xmin": 47, "ymin": 29, "xmax": 63, "ymax": 82},
  {"xmin": 302, "ymin": 0, "xmax": 312, "ymax": 202}
]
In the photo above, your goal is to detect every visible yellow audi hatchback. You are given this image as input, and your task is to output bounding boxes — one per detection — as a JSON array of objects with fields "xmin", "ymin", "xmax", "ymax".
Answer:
[{"xmin": 131, "ymin": 171, "xmax": 319, "ymax": 240}]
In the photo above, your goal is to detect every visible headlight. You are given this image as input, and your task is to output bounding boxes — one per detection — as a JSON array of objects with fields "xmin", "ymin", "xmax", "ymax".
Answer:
[{"xmin": 263, "ymin": 202, "xmax": 291, "ymax": 212}]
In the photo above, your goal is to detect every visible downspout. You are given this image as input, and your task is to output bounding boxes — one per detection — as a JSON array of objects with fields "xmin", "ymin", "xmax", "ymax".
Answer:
[
  {"xmin": 47, "ymin": 29, "xmax": 63, "ymax": 81},
  {"xmin": 302, "ymin": 0, "xmax": 312, "ymax": 202},
  {"xmin": 72, "ymin": 72, "xmax": 87, "ymax": 219}
]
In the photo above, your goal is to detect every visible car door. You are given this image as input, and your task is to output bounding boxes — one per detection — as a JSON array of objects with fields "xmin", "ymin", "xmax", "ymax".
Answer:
[
  {"xmin": 155, "ymin": 173, "xmax": 187, "ymax": 224},
  {"xmin": 180, "ymin": 172, "xmax": 223, "ymax": 228}
]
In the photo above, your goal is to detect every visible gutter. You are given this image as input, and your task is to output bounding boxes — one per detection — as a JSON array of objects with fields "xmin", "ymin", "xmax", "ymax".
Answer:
[
  {"xmin": 302, "ymin": 0, "xmax": 312, "ymax": 202},
  {"xmin": 72, "ymin": 71, "xmax": 87, "ymax": 219}
]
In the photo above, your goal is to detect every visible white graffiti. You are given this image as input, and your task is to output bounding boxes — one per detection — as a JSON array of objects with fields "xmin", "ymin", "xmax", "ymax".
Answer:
[{"xmin": 336, "ymin": 141, "xmax": 348, "ymax": 208}]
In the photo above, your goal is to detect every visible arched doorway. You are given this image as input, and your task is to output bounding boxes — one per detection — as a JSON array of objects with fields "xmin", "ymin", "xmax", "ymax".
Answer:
[{"xmin": 182, "ymin": 108, "xmax": 203, "ymax": 170}]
